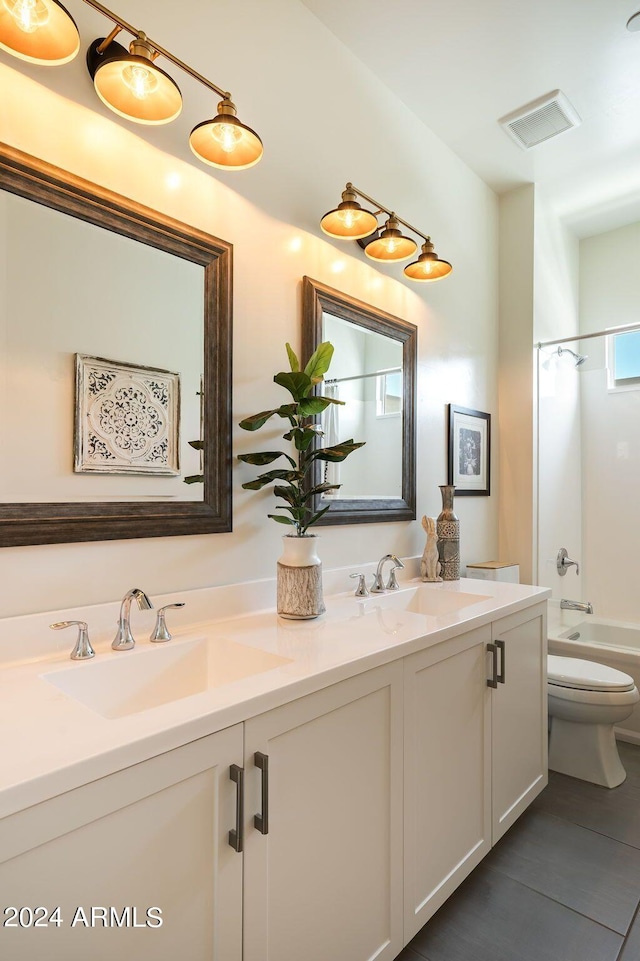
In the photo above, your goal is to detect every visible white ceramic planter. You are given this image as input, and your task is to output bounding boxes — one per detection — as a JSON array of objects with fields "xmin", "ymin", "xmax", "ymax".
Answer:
[{"xmin": 277, "ymin": 534, "xmax": 325, "ymax": 619}]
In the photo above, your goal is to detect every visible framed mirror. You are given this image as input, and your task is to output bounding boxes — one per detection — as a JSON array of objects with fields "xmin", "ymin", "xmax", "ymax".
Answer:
[
  {"xmin": 0, "ymin": 143, "xmax": 232, "ymax": 546},
  {"xmin": 302, "ymin": 277, "xmax": 416, "ymax": 525}
]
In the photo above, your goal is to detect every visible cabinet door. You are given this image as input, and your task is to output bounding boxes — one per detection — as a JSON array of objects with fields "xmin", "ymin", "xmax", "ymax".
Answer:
[
  {"xmin": 491, "ymin": 604, "xmax": 548, "ymax": 842},
  {"xmin": 0, "ymin": 725, "xmax": 243, "ymax": 961},
  {"xmin": 243, "ymin": 662, "xmax": 404, "ymax": 961},
  {"xmin": 403, "ymin": 625, "xmax": 492, "ymax": 940}
]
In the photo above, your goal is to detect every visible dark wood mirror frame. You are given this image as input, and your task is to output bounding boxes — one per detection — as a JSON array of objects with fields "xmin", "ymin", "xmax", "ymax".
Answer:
[
  {"xmin": 0, "ymin": 143, "xmax": 232, "ymax": 546},
  {"xmin": 302, "ymin": 276, "xmax": 416, "ymax": 525}
]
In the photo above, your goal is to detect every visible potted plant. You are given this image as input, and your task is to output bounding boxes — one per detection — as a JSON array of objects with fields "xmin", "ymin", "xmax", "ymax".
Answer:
[{"xmin": 238, "ymin": 341, "xmax": 364, "ymax": 618}]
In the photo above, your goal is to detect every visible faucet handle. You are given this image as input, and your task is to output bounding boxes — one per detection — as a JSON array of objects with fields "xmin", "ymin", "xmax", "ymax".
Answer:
[
  {"xmin": 557, "ymin": 548, "xmax": 580, "ymax": 576},
  {"xmin": 350, "ymin": 573, "xmax": 369, "ymax": 597},
  {"xmin": 50, "ymin": 620, "xmax": 95, "ymax": 660},
  {"xmin": 386, "ymin": 569, "xmax": 401, "ymax": 591},
  {"xmin": 386, "ymin": 555, "xmax": 405, "ymax": 591},
  {"xmin": 150, "ymin": 603, "xmax": 186, "ymax": 643}
]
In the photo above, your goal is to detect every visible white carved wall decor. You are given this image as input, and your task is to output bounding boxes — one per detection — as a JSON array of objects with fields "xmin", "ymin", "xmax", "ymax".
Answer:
[{"xmin": 74, "ymin": 355, "xmax": 180, "ymax": 475}]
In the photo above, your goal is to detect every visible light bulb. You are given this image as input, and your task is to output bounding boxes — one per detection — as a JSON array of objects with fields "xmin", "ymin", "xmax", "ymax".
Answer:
[
  {"xmin": 386, "ymin": 237, "xmax": 398, "ymax": 253},
  {"xmin": 338, "ymin": 208, "xmax": 356, "ymax": 230},
  {"xmin": 122, "ymin": 63, "xmax": 158, "ymax": 100},
  {"xmin": 3, "ymin": 0, "xmax": 49, "ymax": 33},
  {"xmin": 211, "ymin": 121, "xmax": 243, "ymax": 153}
]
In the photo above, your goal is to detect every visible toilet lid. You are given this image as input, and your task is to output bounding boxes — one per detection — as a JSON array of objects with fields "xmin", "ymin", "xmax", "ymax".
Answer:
[{"xmin": 548, "ymin": 655, "xmax": 635, "ymax": 692}]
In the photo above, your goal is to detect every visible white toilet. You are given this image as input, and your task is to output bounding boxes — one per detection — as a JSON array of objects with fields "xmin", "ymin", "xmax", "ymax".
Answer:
[{"xmin": 547, "ymin": 654, "xmax": 639, "ymax": 788}]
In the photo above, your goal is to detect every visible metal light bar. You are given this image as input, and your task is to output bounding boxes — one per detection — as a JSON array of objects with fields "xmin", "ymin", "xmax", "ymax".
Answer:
[
  {"xmin": 82, "ymin": 0, "xmax": 230, "ymax": 98},
  {"xmin": 346, "ymin": 183, "xmax": 430, "ymax": 242}
]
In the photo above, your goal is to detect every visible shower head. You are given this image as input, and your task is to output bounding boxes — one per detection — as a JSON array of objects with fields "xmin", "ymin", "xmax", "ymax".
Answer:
[{"xmin": 557, "ymin": 346, "xmax": 587, "ymax": 367}]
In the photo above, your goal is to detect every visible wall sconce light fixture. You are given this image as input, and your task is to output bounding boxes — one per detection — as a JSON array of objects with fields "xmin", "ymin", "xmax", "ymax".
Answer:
[
  {"xmin": 320, "ymin": 183, "xmax": 452, "ymax": 282},
  {"xmin": 0, "ymin": 0, "xmax": 263, "ymax": 170},
  {"xmin": 0, "ymin": 0, "xmax": 80, "ymax": 64}
]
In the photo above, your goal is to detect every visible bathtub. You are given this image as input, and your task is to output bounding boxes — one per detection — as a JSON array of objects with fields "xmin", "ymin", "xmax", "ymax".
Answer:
[{"xmin": 548, "ymin": 604, "xmax": 640, "ymax": 744}]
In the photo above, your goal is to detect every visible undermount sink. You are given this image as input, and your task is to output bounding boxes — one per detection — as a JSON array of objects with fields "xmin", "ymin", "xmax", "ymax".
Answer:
[
  {"xmin": 359, "ymin": 585, "xmax": 492, "ymax": 617},
  {"xmin": 41, "ymin": 636, "xmax": 292, "ymax": 719}
]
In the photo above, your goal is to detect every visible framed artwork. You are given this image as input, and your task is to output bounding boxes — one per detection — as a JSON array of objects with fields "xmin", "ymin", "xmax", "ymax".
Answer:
[
  {"xmin": 447, "ymin": 404, "xmax": 491, "ymax": 496},
  {"xmin": 75, "ymin": 354, "xmax": 180, "ymax": 475}
]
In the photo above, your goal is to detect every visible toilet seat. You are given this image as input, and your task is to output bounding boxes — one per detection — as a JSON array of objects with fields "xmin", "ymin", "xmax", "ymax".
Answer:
[{"xmin": 547, "ymin": 654, "xmax": 635, "ymax": 692}]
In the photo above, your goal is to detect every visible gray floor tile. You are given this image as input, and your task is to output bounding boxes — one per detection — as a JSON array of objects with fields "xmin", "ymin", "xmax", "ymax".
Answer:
[
  {"xmin": 485, "ymin": 808, "xmax": 640, "ymax": 934},
  {"xmin": 393, "ymin": 948, "xmax": 427, "ymax": 961},
  {"xmin": 531, "ymin": 762, "xmax": 640, "ymax": 850},
  {"xmin": 408, "ymin": 864, "xmax": 623, "ymax": 961},
  {"xmin": 619, "ymin": 906, "xmax": 640, "ymax": 961}
]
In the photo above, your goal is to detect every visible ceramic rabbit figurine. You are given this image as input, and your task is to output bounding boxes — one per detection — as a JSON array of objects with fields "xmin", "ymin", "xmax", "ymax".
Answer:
[{"xmin": 420, "ymin": 515, "xmax": 442, "ymax": 582}]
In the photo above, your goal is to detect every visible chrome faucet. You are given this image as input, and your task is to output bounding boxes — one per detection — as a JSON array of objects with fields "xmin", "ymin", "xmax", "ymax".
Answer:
[
  {"xmin": 371, "ymin": 554, "xmax": 405, "ymax": 593},
  {"xmin": 560, "ymin": 598, "xmax": 593, "ymax": 614},
  {"xmin": 112, "ymin": 588, "xmax": 154, "ymax": 651}
]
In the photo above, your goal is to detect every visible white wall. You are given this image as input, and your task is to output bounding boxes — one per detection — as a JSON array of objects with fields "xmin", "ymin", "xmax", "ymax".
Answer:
[
  {"xmin": 534, "ymin": 192, "xmax": 582, "ymax": 600},
  {"xmin": 498, "ymin": 186, "xmax": 535, "ymax": 583},
  {"xmin": 0, "ymin": 0, "xmax": 499, "ymax": 618},
  {"xmin": 579, "ymin": 225, "xmax": 640, "ymax": 621}
]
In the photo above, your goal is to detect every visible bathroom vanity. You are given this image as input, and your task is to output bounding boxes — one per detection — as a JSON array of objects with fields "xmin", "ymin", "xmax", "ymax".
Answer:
[{"xmin": 0, "ymin": 577, "xmax": 549, "ymax": 961}]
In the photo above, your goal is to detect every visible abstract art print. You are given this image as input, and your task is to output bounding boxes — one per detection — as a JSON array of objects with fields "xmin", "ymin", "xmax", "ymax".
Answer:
[
  {"xmin": 74, "ymin": 354, "xmax": 180, "ymax": 475},
  {"xmin": 447, "ymin": 404, "xmax": 491, "ymax": 496}
]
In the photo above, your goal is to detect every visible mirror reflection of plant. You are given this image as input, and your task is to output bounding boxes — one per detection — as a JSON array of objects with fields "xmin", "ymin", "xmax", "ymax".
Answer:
[{"xmin": 238, "ymin": 342, "xmax": 365, "ymax": 536}]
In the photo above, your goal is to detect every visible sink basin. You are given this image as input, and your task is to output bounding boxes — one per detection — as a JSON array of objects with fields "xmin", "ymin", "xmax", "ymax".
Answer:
[
  {"xmin": 41, "ymin": 636, "xmax": 292, "ymax": 719},
  {"xmin": 359, "ymin": 585, "xmax": 492, "ymax": 617}
]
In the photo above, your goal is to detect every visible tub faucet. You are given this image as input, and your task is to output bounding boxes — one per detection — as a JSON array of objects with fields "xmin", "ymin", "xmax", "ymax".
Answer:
[
  {"xmin": 560, "ymin": 598, "xmax": 593, "ymax": 615},
  {"xmin": 112, "ymin": 588, "xmax": 154, "ymax": 651},
  {"xmin": 371, "ymin": 554, "xmax": 405, "ymax": 593}
]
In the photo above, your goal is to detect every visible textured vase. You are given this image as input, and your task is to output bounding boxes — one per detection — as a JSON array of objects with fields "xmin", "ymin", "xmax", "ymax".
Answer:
[
  {"xmin": 277, "ymin": 534, "xmax": 326, "ymax": 619},
  {"xmin": 437, "ymin": 485, "xmax": 460, "ymax": 581}
]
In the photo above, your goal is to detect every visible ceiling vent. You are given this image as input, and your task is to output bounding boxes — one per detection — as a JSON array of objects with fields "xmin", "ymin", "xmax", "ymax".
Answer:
[{"xmin": 499, "ymin": 90, "xmax": 581, "ymax": 150}]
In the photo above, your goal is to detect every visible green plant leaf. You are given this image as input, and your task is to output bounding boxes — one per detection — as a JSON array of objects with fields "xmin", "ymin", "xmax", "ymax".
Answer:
[
  {"xmin": 267, "ymin": 514, "xmax": 297, "ymax": 526},
  {"xmin": 273, "ymin": 370, "xmax": 312, "ymax": 402},
  {"xmin": 184, "ymin": 474, "xmax": 204, "ymax": 484},
  {"xmin": 303, "ymin": 482, "xmax": 341, "ymax": 501},
  {"xmin": 286, "ymin": 343, "xmax": 300, "ymax": 372},
  {"xmin": 304, "ymin": 341, "xmax": 334, "ymax": 384},
  {"xmin": 239, "ymin": 408, "xmax": 281, "ymax": 431},
  {"xmin": 283, "ymin": 426, "xmax": 319, "ymax": 451},
  {"xmin": 188, "ymin": 440, "xmax": 204, "ymax": 450},
  {"xmin": 297, "ymin": 397, "xmax": 333, "ymax": 416},
  {"xmin": 238, "ymin": 450, "xmax": 296, "ymax": 467},
  {"xmin": 311, "ymin": 439, "xmax": 366, "ymax": 462},
  {"xmin": 241, "ymin": 469, "xmax": 301, "ymax": 491},
  {"xmin": 302, "ymin": 504, "xmax": 332, "ymax": 532},
  {"xmin": 273, "ymin": 484, "xmax": 300, "ymax": 507}
]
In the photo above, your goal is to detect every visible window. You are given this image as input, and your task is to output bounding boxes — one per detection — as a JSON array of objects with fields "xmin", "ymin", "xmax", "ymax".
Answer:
[
  {"xmin": 607, "ymin": 329, "xmax": 640, "ymax": 390},
  {"xmin": 376, "ymin": 370, "xmax": 402, "ymax": 417}
]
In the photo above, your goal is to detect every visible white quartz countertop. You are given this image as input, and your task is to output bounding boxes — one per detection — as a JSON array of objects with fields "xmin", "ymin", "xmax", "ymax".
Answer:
[{"xmin": 0, "ymin": 574, "xmax": 549, "ymax": 819}]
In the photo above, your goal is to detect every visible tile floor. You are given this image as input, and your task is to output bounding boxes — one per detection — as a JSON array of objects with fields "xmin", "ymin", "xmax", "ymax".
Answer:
[{"xmin": 395, "ymin": 741, "xmax": 640, "ymax": 961}]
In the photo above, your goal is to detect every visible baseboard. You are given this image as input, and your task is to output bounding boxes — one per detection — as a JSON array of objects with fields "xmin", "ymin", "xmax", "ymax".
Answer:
[{"xmin": 615, "ymin": 727, "xmax": 640, "ymax": 745}]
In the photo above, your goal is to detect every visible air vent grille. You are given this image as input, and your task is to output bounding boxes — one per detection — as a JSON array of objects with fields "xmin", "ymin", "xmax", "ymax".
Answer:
[{"xmin": 500, "ymin": 90, "xmax": 581, "ymax": 150}]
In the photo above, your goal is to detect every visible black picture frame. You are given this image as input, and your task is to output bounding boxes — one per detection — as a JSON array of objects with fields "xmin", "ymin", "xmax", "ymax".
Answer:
[{"xmin": 447, "ymin": 405, "xmax": 491, "ymax": 496}]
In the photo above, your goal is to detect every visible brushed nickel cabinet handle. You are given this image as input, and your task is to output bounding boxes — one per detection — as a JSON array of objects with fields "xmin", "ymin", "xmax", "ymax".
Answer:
[
  {"xmin": 487, "ymin": 643, "xmax": 498, "ymax": 688},
  {"xmin": 496, "ymin": 639, "xmax": 506, "ymax": 684},
  {"xmin": 229, "ymin": 764, "xmax": 244, "ymax": 853},
  {"xmin": 254, "ymin": 752, "xmax": 269, "ymax": 835}
]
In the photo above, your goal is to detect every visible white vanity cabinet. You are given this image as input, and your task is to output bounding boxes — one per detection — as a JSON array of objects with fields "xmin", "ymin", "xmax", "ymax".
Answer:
[
  {"xmin": 0, "ymin": 594, "xmax": 548, "ymax": 960},
  {"xmin": 490, "ymin": 603, "xmax": 548, "ymax": 842},
  {"xmin": 0, "ymin": 724, "xmax": 244, "ymax": 961},
  {"xmin": 242, "ymin": 661, "xmax": 405, "ymax": 961},
  {"xmin": 403, "ymin": 624, "xmax": 493, "ymax": 940},
  {"xmin": 403, "ymin": 604, "xmax": 547, "ymax": 940}
]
